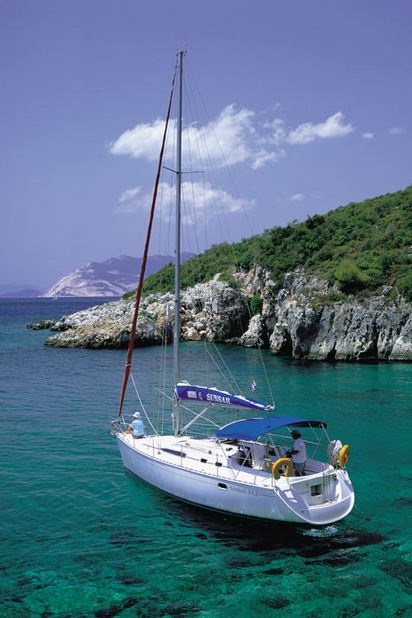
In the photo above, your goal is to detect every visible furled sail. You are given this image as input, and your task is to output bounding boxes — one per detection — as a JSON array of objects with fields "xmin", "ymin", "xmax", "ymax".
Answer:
[
  {"xmin": 117, "ymin": 60, "xmax": 177, "ymax": 418},
  {"xmin": 175, "ymin": 382, "xmax": 275, "ymax": 412}
]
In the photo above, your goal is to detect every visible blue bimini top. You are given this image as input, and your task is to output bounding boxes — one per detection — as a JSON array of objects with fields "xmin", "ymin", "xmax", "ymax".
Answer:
[{"xmin": 215, "ymin": 415, "xmax": 326, "ymax": 441}]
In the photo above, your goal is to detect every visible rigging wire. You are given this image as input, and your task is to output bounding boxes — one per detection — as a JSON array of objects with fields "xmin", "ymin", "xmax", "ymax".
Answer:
[
  {"xmin": 124, "ymin": 53, "xmax": 277, "ymax": 429},
  {"xmin": 183, "ymin": 57, "xmax": 275, "ymax": 404},
  {"xmin": 117, "ymin": 56, "xmax": 178, "ymax": 418},
  {"xmin": 130, "ymin": 374, "xmax": 159, "ymax": 436},
  {"xmin": 204, "ymin": 344, "xmax": 242, "ymax": 395},
  {"xmin": 185, "ymin": 59, "xmax": 256, "ymax": 241}
]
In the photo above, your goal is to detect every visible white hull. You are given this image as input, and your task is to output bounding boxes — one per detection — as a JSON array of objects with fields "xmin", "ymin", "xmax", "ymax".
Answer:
[{"xmin": 116, "ymin": 433, "xmax": 354, "ymax": 525}]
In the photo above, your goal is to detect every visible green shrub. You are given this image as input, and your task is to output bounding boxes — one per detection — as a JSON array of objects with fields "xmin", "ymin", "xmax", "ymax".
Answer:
[
  {"xmin": 127, "ymin": 185, "xmax": 412, "ymax": 301},
  {"xmin": 398, "ymin": 271, "xmax": 412, "ymax": 301},
  {"xmin": 334, "ymin": 259, "xmax": 369, "ymax": 294},
  {"xmin": 249, "ymin": 294, "xmax": 263, "ymax": 316}
]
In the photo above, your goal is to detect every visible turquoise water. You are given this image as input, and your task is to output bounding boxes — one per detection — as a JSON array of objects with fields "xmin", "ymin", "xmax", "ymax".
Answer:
[{"xmin": 0, "ymin": 299, "xmax": 411, "ymax": 617}]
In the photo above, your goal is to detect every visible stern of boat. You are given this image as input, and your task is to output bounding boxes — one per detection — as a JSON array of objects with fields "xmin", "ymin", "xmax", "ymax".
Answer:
[{"xmin": 274, "ymin": 467, "xmax": 355, "ymax": 525}]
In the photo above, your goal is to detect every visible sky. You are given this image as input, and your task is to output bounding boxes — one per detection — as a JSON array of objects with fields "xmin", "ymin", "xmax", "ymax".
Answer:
[{"xmin": 1, "ymin": 0, "xmax": 411, "ymax": 290}]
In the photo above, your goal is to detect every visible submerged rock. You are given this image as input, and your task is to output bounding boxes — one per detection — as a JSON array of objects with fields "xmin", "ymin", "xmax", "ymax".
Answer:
[{"xmin": 27, "ymin": 319, "xmax": 56, "ymax": 330}]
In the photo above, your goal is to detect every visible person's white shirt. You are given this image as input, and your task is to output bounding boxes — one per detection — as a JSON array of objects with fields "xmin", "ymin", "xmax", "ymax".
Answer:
[{"xmin": 292, "ymin": 437, "xmax": 307, "ymax": 463}]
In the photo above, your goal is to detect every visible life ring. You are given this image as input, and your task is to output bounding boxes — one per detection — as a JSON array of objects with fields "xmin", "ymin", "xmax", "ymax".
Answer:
[
  {"xmin": 339, "ymin": 444, "xmax": 350, "ymax": 466},
  {"xmin": 272, "ymin": 457, "xmax": 293, "ymax": 480}
]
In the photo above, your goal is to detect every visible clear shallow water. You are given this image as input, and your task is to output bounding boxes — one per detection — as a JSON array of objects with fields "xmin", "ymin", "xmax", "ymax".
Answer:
[{"xmin": 0, "ymin": 299, "xmax": 411, "ymax": 617}]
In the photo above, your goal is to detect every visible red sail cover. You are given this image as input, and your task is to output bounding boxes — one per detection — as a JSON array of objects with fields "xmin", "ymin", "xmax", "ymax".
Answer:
[{"xmin": 117, "ymin": 63, "xmax": 177, "ymax": 417}]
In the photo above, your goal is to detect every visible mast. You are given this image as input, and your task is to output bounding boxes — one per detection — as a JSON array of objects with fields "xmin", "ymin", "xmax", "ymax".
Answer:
[{"xmin": 173, "ymin": 50, "xmax": 184, "ymax": 436}]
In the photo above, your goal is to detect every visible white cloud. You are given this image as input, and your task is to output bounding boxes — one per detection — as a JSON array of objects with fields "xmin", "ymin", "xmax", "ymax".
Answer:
[
  {"xmin": 115, "ymin": 186, "xmax": 144, "ymax": 213},
  {"xmin": 289, "ymin": 193, "xmax": 305, "ymax": 202},
  {"xmin": 181, "ymin": 181, "xmax": 254, "ymax": 216},
  {"xmin": 110, "ymin": 106, "xmax": 355, "ymax": 174},
  {"xmin": 110, "ymin": 105, "xmax": 273, "ymax": 170},
  {"xmin": 119, "ymin": 186, "xmax": 141, "ymax": 203},
  {"xmin": 110, "ymin": 119, "xmax": 169, "ymax": 161},
  {"xmin": 112, "ymin": 107, "xmax": 358, "ymax": 221},
  {"xmin": 115, "ymin": 181, "xmax": 254, "ymax": 219},
  {"xmin": 110, "ymin": 105, "xmax": 359, "ymax": 217},
  {"xmin": 389, "ymin": 126, "xmax": 404, "ymax": 135},
  {"xmin": 198, "ymin": 104, "xmax": 256, "ymax": 167},
  {"xmin": 362, "ymin": 132, "xmax": 375, "ymax": 140},
  {"xmin": 250, "ymin": 149, "xmax": 281, "ymax": 169},
  {"xmin": 265, "ymin": 118, "xmax": 287, "ymax": 146},
  {"xmin": 287, "ymin": 112, "xmax": 354, "ymax": 145}
]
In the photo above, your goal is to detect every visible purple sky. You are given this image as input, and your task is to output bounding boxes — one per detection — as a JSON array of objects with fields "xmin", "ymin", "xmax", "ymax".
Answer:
[{"xmin": 1, "ymin": 1, "xmax": 411, "ymax": 289}]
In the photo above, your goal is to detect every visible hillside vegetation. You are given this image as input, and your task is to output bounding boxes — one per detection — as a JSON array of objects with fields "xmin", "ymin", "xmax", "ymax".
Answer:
[{"xmin": 140, "ymin": 186, "xmax": 412, "ymax": 301}]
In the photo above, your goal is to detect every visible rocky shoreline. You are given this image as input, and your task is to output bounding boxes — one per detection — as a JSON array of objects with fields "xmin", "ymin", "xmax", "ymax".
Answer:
[{"xmin": 27, "ymin": 269, "xmax": 412, "ymax": 361}]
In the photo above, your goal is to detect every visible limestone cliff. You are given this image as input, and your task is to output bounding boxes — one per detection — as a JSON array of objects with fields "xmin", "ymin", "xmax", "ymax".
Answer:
[
  {"xmin": 29, "ymin": 269, "xmax": 411, "ymax": 361},
  {"xmin": 239, "ymin": 269, "xmax": 411, "ymax": 361}
]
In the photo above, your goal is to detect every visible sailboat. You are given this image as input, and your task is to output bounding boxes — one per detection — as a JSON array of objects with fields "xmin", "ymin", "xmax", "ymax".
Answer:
[{"xmin": 112, "ymin": 51, "xmax": 355, "ymax": 525}]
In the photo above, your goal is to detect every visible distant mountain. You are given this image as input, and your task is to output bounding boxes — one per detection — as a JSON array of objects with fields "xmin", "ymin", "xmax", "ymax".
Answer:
[
  {"xmin": 42, "ymin": 254, "xmax": 194, "ymax": 298},
  {"xmin": 0, "ymin": 288, "xmax": 43, "ymax": 298}
]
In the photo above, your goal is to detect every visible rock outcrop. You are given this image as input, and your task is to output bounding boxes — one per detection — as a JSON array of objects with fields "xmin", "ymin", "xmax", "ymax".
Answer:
[
  {"xmin": 181, "ymin": 277, "xmax": 249, "ymax": 342},
  {"xmin": 41, "ymin": 300, "xmax": 164, "ymax": 348},
  {"xmin": 266, "ymin": 286, "xmax": 411, "ymax": 361},
  {"xmin": 35, "ymin": 277, "xmax": 249, "ymax": 350},
  {"xmin": 28, "ymin": 269, "xmax": 412, "ymax": 361}
]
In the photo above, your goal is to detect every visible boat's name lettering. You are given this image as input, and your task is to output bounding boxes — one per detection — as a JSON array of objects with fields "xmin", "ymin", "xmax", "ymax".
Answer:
[
  {"xmin": 206, "ymin": 393, "xmax": 231, "ymax": 404},
  {"xmin": 230, "ymin": 486, "xmax": 247, "ymax": 494}
]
